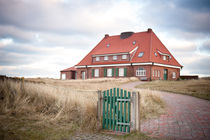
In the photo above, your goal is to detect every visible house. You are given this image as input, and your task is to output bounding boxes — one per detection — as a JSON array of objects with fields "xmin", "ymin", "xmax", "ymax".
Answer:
[
  {"xmin": 60, "ymin": 28, "xmax": 182, "ymax": 80},
  {"xmin": 60, "ymin": 66, "xmax": 76, "ymax": 80}
]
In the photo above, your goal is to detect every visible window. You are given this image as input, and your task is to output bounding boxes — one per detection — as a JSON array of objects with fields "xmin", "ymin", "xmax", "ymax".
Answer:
[
  {"xmin": 172, "ymin": 72, "xmax": 176, "ymax": 79},
  {"xmin": 154, "ymin": 52, "xmax": 157, "ymax": 57},
  {"xmin": 96, "ymin": 56, "xmax": 100, "ymax": 61},
  {"xmin": 104, "ymin": 56, "xmax": 108, "ymax": 61},
  {"xmin": 155, "ymin": 70, "xmax": 157, "ymax": 77},
  {"xmin": 106, "ymin": 44, "xmax": 110, "ymax": 48},
  {"xmin": 132, "ymin": 41, "xmax": 136, "ymax": 45},
  {"xmin": 138, "ymin": 52, "xmax": 144, "ymax": 57},
  {"xmin": 153, "ymin": 70, "xmax": 155, "ymax": 77},
  {"xmin": 107, "ymin": 68, "xmax": 112, "ymax": 77},
  {"xmin": 158, "ymin": 70, "xmax": 160, "ymax": 77},
  {"xmin": 61, "ymin": 74, "xmax": 66, "ymax": 80},
  {"xmin": 95, "ymin": 69, "xmax": 99, "ymax": 77},
  {"xmin": 119, "ymin": 68, "xmax": 124, "ymax": 77},
  {"xmin": 113, "ymin": 55, "xmax": 117, "ymax": 60},
  {"xmin": 122, "ymin": 54, "xmax": 127, "ymax": 59},
  {"xmin": 163, "ymin": 56, "xmax": 166, "ymax": 60},
  {"xmin": 136, "ymin": 67, "xmax": 146, "ymax": 76}
]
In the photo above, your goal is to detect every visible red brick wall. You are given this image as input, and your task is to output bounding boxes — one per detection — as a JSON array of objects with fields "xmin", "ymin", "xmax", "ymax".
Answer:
[
  {"xmin": 75, "ymin": 65, "xmax": 180, "ymax": 80},
  {"xmin": 151, "ymin": 66, "xmax": 180, "ymax": 80}
]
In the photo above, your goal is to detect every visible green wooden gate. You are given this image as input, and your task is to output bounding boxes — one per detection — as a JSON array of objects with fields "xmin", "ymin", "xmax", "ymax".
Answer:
[{"xmin": 102, "ymin": 88, "xmax": 131, "ymax": 133}]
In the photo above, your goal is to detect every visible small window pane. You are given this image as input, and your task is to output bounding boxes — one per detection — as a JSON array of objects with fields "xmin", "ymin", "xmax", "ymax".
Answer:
[
  {"xmin": 96, "ymin": 56, "xmax": 100, "ymax": 61},
  {"xmin": 106, "ymin": 44, "xmax": 110, "ymax": 47},
  {"xmin": 113, "ymin": 55, "xmax": 117, "ymax": 60},
  {"xmin": 163, "ymin": 56, "xmax": 166, "ymax": 60},
  {"xmin": 133, "ymin": 41, "xmax": 136, "ymax": 45},
  {"xmin": 104, "ymin": 56, "xmax": 108, "ymax": 61},
  {"xmin": 122, "ymin": 55, "xmax": 127, "ymax": 59},
  {"xmin": 138, "ymin": 52, "xmax": 144, "ymax": 57},
  {"xmin": 154, "ymin": 52, "xmax": 157, "ymax": 56}
]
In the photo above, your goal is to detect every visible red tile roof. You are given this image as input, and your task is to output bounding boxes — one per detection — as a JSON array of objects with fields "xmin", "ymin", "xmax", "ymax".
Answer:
[
  {"xmin": 60, "ymin": 66, "xmax": 76, "ymax": 72},
  {"xmin": 76, "ymin": 29, "xmax": 182, "ymax": 67}
]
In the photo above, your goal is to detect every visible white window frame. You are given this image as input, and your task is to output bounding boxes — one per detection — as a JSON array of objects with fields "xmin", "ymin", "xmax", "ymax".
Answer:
[
  {"xmin": 94, "ymin": 69, "xmax": 99, "ymax": 77},
  {"xmin": 104, "ymin": 56, "xmax": 108, "ymax": 61},
  {"xmin": 113, "ymin": 55, "xmax": 117, "ymax": 60},
  {"xmin": 107, "ymin": 68, "xmax": 112, "ymax": 77},
  {"xmin": 136, "ymin": 69, "xmax": 146, "ymax": 76},
  {"xmin": 61, "ymin": 73, "xmax": 66, "ymax": 80},
  {"xmin": 163, "ymin": 56, "xmax": 166, "ymax": 60},
  {"xmin": 119, "ymin": 68, "xmax": 124, "ymax": 77},
  {"xmin": 96, "ymin": 56, "xmax": 100, "ymax": 61},
  {"xmin": 122, "ymin": 54, "xmax": 127, "ymax": 60},
  {"xmin": 172, "ymin": 72, "xmax": 176, "ymax": 79}
]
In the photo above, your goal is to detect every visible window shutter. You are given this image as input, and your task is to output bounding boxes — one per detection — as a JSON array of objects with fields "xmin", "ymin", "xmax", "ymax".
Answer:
[
  {"xmin": 116, "ymin": 68, "xmax": 119, "ymax": 77},
  {"xmin": 112, "ymin": 68, "xmax": 115, "ymax": 77},
  {"xmin": 124, "ymin": 68, "xmax": 127, "ymax": 77},
  {"xmin": 104, "ymin": 68, "xmax": 107, "ymax": 77},
  {"xmin": 92, "ymin": 69, "xmax": 94, "ymax": 77}
]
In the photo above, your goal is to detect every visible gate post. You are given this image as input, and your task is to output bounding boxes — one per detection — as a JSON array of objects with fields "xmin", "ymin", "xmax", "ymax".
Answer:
[
  {"xmin": 97, "ymin": 90, "xmax": 103, "ymax": 121},
  {"xmin": 131, "ymin": 92, "xmax": 141, "ymax": 132},
  {"xmin": 136, "ymin": 92, "xmax": 141, "ymax": 132},
  {"xmin": 131, "ymin": 92, "xmax": 136, "ymax": 131}
]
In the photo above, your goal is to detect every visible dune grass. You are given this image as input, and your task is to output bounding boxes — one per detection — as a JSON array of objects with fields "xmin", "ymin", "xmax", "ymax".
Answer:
[
  {"xmin": 0, "ymin": 78, "xmax": 165, "ymax": 140},
  {"xmin": 136, "ymin": 79, "xmax": 210, "ymax": 100}
]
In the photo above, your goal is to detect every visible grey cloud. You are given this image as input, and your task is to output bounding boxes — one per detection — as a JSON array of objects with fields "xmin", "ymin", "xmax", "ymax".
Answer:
[
  {"xmin": 138, "ymin": 0, "xmax": 210, "ymax": 34},
  {"xmin": 185, "ymin": 56, "xmax": 210, "ymax": 75},
  {"xmin": 199, "ymin": 40, "xmax": 210, "ymax": 53}
]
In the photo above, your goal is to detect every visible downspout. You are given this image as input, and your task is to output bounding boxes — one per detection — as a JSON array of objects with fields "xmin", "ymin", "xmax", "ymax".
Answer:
[{"xmin": 149, "ymin": 29, "xmax": 153, "ymax": 81}]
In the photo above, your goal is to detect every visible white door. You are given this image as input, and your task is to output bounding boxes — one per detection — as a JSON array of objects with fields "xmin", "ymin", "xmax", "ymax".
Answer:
[
  {"xmin": 61, "ymin": 74, "xmax": 66, "ymax": 80},
  {"xmin": 82, "ymin": 71, "xmax": 86, "ymax": 80},
  {"xmin": 119, "ymin": 68, "xmax": 124, "ymax": 77},
  {"xmin": 107, "ymin": 68, "xmax": 112, "ymax": 77}
]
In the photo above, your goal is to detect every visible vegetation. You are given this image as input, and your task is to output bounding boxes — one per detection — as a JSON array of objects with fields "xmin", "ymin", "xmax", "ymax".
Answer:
[
  {"xmin": 0, "ymin": 78, "xmax": 165, "ymax": 140},
  {"xmin": 136, "ymin": 79, "xmax": 210, "ymax": 100}
]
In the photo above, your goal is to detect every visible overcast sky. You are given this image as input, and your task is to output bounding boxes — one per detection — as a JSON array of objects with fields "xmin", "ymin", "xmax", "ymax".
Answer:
[{"xmin": 0, "ymin": 0, "xmax": 210, "ymax": 78}]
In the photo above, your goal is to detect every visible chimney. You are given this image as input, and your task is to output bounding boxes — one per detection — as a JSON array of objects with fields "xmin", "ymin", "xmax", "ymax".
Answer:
[
  {"xmin": 105, "ymin": 34, "xmax": 109, "ymax": 38},
  {"xmin": 148, "ymin": 28, "xmax": 152, "ymax": 33}
]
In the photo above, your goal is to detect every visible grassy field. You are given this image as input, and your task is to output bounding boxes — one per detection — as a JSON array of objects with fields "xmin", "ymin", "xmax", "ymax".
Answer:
[
  {"xmin": 136, "ymin": 79, "xmax": 210, "ymax": 100},
  {"xmin": 0, "ymin": 77, "xmax": 165, "ymax": 140}
]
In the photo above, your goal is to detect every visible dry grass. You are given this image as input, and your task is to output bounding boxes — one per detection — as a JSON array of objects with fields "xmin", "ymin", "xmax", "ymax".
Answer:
[
  {"xmin": 136, "ymin": 79, "xmax": 210, "ymax": 100},
  {"xmin": 139, "ymin": 89, "xmax": 165, "ymax": 120},
  {"xmin": 0, "ymin": 77, "xmax": 165, "ymax": 140}
]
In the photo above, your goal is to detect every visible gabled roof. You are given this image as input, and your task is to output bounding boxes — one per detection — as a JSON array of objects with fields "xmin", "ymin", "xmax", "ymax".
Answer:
[
  {"xmin": 76, "ymin": 29, "xmax": 182, "ymax": 67},
  {"xmin": 60, "ymin": 66, "xmax": 76, "ymax": 72}
]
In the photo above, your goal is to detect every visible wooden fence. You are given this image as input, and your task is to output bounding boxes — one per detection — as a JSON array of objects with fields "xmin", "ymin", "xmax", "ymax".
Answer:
[{"xmin": 97, "ymin": 88, "xmax": 140, "ymax": 133}]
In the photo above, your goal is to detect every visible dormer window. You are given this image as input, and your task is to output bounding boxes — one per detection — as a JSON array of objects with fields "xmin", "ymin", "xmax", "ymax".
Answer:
[
  {"xmin": 132, "ymin": 41, "xmax": 136, "ymax": 45},
  {"xmin": 154, "ymin": 52, "xmax": 157, "ymax": 57},
  {"xmin": 122, "ymin": 54, "xmax": 127, "ymax": 59},
  {"xmin": 163, "ymin": 56, "xmax": 166, "ymax": 60},
  {"xmin": 138, "ymin": 52, "xmax": 144, "ymax": 57},
  {"xmin": 104, "ymin": 56, "xmax": 108, "ymax": 61},
  {"xmin": 96, "ymin": 56, "xmax": 100, "ymax": 61},
  {"xmin": 106, "ymin": 44, "xmax": 110, "ymax": 48},
  {"xmin": 113, "ymin": 55, "xmax": 117, "ymax": 60}
]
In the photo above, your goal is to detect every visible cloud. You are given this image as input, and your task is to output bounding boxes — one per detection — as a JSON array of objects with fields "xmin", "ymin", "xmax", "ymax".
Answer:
[
  {"xmin": 199, "ymin": 39, "xmax": 210, "ymax": 53},
  {"xmin": 0, "ymin": 38, "xmax": 13, "ymax": 48}
]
